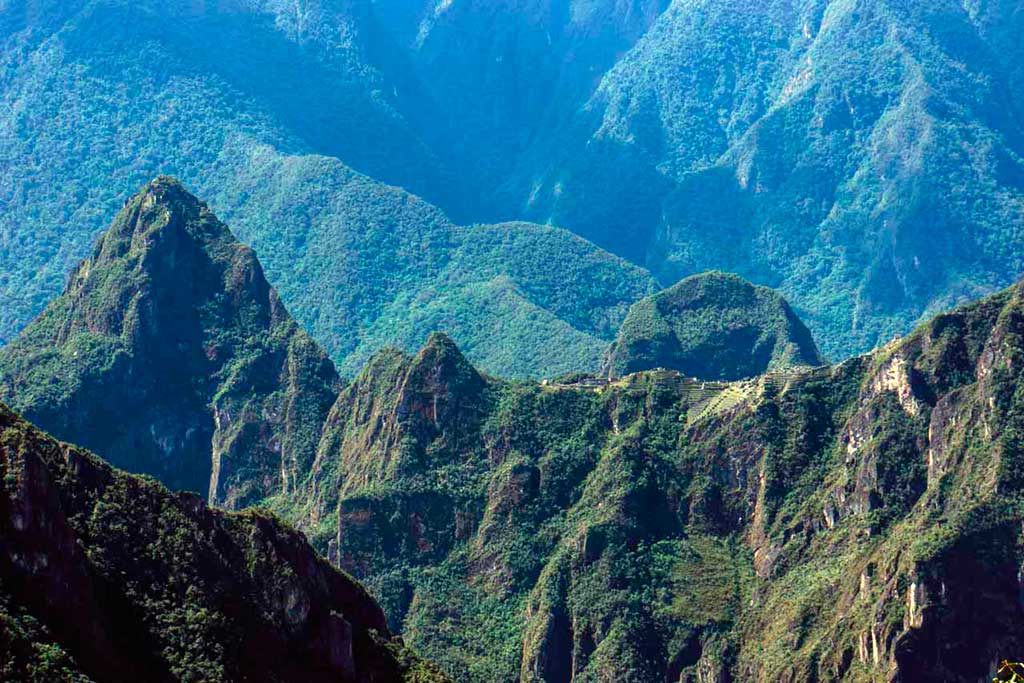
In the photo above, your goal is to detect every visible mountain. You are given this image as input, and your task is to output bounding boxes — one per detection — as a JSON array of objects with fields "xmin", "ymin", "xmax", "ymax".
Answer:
[
  {"xmin": 366, "ymin": 0, "xmax": 670, "ymax": 219},
  {"xmin": 605, "ymin": 271, "xmax": 824, "ymax": 380},
  {"xmin": 5, "ymin": 183, "xmax": 1024, "ymax": 680},
  {"xmin": 287, "ymin": 281, "xmax": 1024, "ymax": 682},
  {"xmin": 6, "ymin": 0, "xmax": 1024, "ymax": 375},
  {"xmin": 202, "ymin": 154, "xmax": 658, "ymax": 379},
  {"xmin": 501, "ymin": 0, "xmax": 1024, "ymax": 358},
  {"xmin": 0, "ymin": 0, "xmax": 656, "ymax": 379},
  {"xmin": 0, "ymin": 399, "xmax": 447, "ymax": 682},
  {"xmin": 0, "ymin": 177, "xmax": 341, "ymax": 509}
]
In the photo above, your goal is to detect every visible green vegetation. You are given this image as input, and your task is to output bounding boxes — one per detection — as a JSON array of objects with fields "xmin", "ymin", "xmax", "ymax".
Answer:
[
  {"xmin": 5, "ymin": 174, "xmax": 1024, "ymax": 682},
  {"xmin": 290, "ymin": 278, "xmax": 1024, "ymax": 682},
  {"xmin": 3, "ymin": 3, "xmax": 1024, "ymax": 679},
  {"xmin": 0, "ymin": 2, "xmax": 656, "ymax": 379},
  {"xmin": 0, "ymin": 177, "xmax": 341, "ymax": 508},
  {"xmin": 606, "ymin": 271, "xmax": 824, "ymax": 379},
  {"xmin": 0, "ymin": 583, "xmax": 93, "ymax": 683},
  {"xmin": 0, "ymin": 400, "xmax": 448, "ymax": 682},
  {"xmin": 510, "ymin": 0, "xmax": 1024, "ymax": 359},
  {"xmin": 5, "ymin": 0, "xmax": 1022, "ymax": 377}
]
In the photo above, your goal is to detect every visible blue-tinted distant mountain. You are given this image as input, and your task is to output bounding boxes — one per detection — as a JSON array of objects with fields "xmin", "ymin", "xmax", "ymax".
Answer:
[
  {"xmin": 497, "ymin": 0, "xmax": 1024, "ymax": 357},
  {"xmin": 3, "ymin": 0, "xmax": 1024, "ymax": 372},
  {"xmin": 0, "ymin": 0, "xmax": 656, "ymax": 378}
]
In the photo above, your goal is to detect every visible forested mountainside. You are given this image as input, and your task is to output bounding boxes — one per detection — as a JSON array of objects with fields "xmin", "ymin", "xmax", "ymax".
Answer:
[
  {"xmin": 5, "ymin": 180, "xmax": 999, "ymax": 681},
  {"xmin": 605, "ymin": 271, "xmax": 824, "ymax": 380},
  {"xmin": 3, "ymin": 2, "xmax": 1024, "ymax": 680},
  {"xmin": 4, "ymin": 0, "xmax": 1023, "ymax": 371},
  {"xmin": 281, "ymin": 280, "xmax": 1024, "ymax": 682},
  {"xmin": 2, "ymin": 179, "xmax": 1023, "ymax": 680},
  {"xmin": 0, "ymin": 400, "xmax": 447, "ymax": 682},
  {"xmin": 366, "ymin": 0, "xmax": 671, "ymax": 218},
  {"xmin": 388, "ymin": 0, "xmax": 1024, "ymax": 359},
  {"xmin": 0, "ymin": 0, "xmax": 655, "ymax": 379}
]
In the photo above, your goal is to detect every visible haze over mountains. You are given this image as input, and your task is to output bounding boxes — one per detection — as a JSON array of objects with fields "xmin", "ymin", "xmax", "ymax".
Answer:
[
  {"xmin": 0, "ymin": 0, "xmax": 657, "ymax": 379},
  {"xmin": 4, "ymin": 0, "xmax": 1023, "ymax": 376}
]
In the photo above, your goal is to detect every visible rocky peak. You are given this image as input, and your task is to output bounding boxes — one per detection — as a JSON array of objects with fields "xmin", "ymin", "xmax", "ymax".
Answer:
[
  {"xmin": 0, "ymin": 179, "xmax": 340, "ymax": 509},
  {"xmin": 385, "ymin": 333, "xmax": 487, "ymax": 454},
  {"xmin": 314, "ymin": 334, "xmax": 486, "ymax": 491},
  {"xmin": 405, "ymin": 332, "xmax": 486, "ymax": 405}
]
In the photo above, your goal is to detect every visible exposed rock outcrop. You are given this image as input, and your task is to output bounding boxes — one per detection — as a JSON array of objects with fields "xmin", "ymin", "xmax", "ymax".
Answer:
[{"xmin": 301, "ymin": 280, "xmax": 1024, "ymax": 682}]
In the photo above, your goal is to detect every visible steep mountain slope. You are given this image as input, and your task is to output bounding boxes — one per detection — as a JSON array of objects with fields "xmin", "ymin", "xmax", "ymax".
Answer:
[
  {"xmin": 5, "ymin": 0, "xmax": 1023, "ymax": 369},
  {"xmin": 0, "ymin": 0, "xmax": 436, "ymax": 339},
  {"xmin": 508, "ymin": 0, "xmax": 1024, "ymax": 357},
  {"xmin": 0, "ymin": 0, "xmax": 656, "ymax": 378},
  {"xmin": 0, "ymin": 399, "xmax": 446, "ymax": 682},
  {"xmin": 209, "ymin": 155, "xmax": 657, "ymax": 377},
  {"xmin": 605, "ymin": 271, "xmax": 824, "ymax": 379},
  {"xmin": 0, "ymin": 176, "xmax": 657, "ymax": 526},
  {"xmin": 367, "ymin": 0, "xmax": 670, "ymax": 219},
  {"xmin": 292, "ymin": 282, "xmax": 1024, "ymax": 682},
  {"xmin": 0, "ymin": 177, "xmax": 341, "ymax": 509}
]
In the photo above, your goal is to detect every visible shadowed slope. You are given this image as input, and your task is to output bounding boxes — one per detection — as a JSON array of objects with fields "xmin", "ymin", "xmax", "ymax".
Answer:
[{"xmin": 0, "ymin": 400, "xmax": 448, "ymax": 682}]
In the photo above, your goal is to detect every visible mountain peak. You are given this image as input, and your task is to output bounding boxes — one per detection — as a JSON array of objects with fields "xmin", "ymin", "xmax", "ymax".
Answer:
[
  {"xmin": 0, "ymin": 182, "xmax": 339, "ymax": 508},
  {"xmin": 89, "ymin": 176, "xmax": 224, "ymax": 268},
  {"xmin": 131, "ymin": 175, "xmax": 203, "ymax": 220},
  {"xmin": 140, "ymin": 173, "xmax": 191, "ymax": 196},
  {"xmin": 605, "ymin": 271, "xmax": 823, "ymax": 380},
  {"xmin": 416, "ymin": 331, "xmax": 470, "ymax": 368},
  {"xmin": 408, "ymin": 332, "xmax": 486, "ymax": 397}
]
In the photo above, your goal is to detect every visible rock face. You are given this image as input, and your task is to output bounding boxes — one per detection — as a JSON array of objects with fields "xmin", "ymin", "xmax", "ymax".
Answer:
[
  {"xmin": 0, "ymin": 400, "xmax": 447, "ymax": 682},
  {"xmin": 299, "ymin": 332, "xmax": 489, "ymax": 553},
  {"xmin": 0, "ymin": 177, "xmax": 340, "ymax": 509},
  {"xmin": 605, "ymin": 271, "xmax": 824, "ymax": 380},
  {"xmin": 297, "ymin": 281, "xmax": 1024, "ymax": 683}
]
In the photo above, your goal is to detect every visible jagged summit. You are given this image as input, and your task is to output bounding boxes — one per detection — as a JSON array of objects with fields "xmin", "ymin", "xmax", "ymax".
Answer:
[
  {"xmin": 604, "ymin": 271, "xmax": 823, "ymax": 380},
  {"xmin": 61, "ymin": 176, "xmax": 280, "ymax": 343},
  {"xmin": 301, "ymin": 273, "xmax": 1024, "ymax": 682},
  {"xmin": 93, "ymin": 175, "xmax": 219, "ymax": 258},
  {"xmin": 0, "ymin": 179, "xmax": 339, "ymax": 508},
  {"xmin": 308, "ymin": 333, "xmax": 489, "ymax": 520},
  {"xmin": 421, "ymin": 331, "xmax": 461, "ymax": 353}
]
